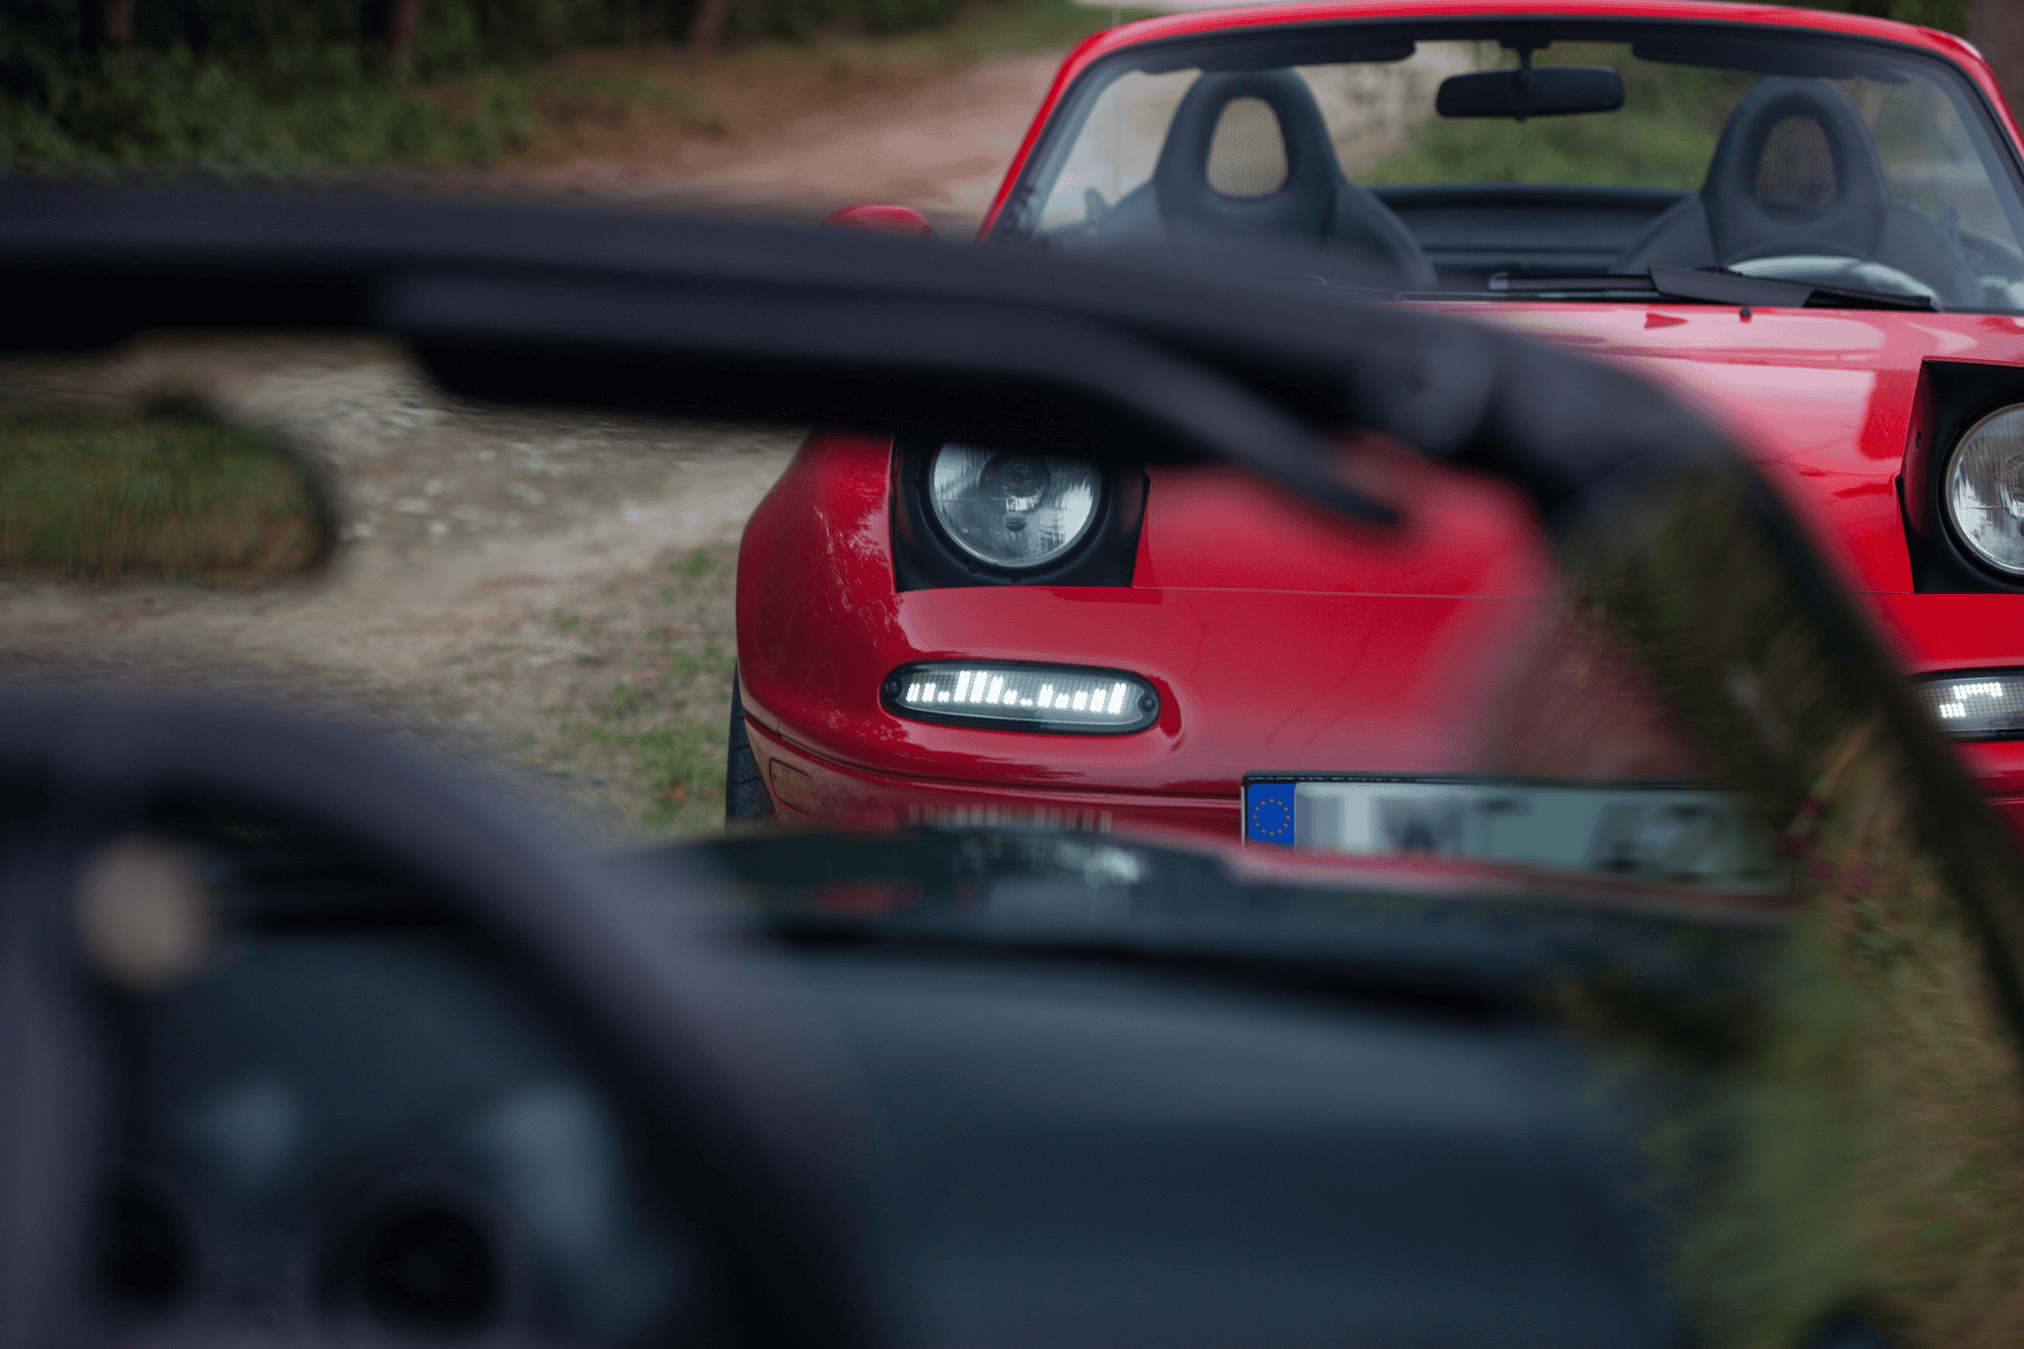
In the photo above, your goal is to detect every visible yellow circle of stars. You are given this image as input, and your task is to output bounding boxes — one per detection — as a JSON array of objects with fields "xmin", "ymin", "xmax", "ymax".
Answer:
[{"xmin": 1249, "ymin": 792, "xmax": 1293, "ymax": 840}]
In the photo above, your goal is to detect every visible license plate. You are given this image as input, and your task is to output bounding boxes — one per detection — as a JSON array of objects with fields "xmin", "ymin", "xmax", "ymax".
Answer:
[{"xmin": 1243, "ymin": 773, "xmax": 1785, "ymax": 891}]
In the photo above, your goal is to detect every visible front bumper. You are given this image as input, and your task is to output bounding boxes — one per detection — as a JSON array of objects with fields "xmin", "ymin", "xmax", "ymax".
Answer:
[
  {"xmin": 745, "ymin": 713, "xmax": 1242, "ymax": 836},
  {"xmin": 743, "ymin": 586, "xmax": 2024, "ymax": 849}
]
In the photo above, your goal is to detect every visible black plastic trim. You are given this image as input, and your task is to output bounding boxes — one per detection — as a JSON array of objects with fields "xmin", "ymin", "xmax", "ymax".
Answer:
[
  {"xmin": 1903, "ymin": 362, "xmax": 2024, "ymax": 593},
  {"xmin": 1911, "ymin": 667, "xmax": 2024, "ymax": 741},
  {"xmin": 890, "ymin": 438, "xmax": 1146, "ymax": 592},
  {"xmin": 880, "ymin": 661, "xmax": 1160, "ymax": 735}
]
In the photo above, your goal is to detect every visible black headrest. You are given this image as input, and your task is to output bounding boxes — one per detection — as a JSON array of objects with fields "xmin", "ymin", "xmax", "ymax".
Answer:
[
  {"xmin": 1701, "ymin": 76, "xmax": 1893, "ymax": 264},
  {"xmin": 1152, "ymin": 70, "xmax": 1341, "ymax": 250}
]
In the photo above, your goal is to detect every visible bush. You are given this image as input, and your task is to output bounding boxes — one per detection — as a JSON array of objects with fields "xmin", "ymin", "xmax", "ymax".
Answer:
[
  {"xmin": 0, "ymin": 0, "xmax": 986, "ymax": 171},
  {"xmin": 1771, "ymin": 0, "xmax": 1968, "ymax": 36},
  {"xmin": 723, "ymin": 0, "xmax": 966, "ymax": 42},
  {"xmin": 0, "ymin": 2, "xmax": 582, "ymax": 170},
  {"xmin": 0, "ymin": 43, "xmax": 538, "ymax": 170}
]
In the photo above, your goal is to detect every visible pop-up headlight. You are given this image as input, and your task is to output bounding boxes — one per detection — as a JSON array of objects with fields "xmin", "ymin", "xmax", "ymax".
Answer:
[
  {"xmin": 1915, "ymin": 672, "xmax": 2024, "ymax": 740},
  {"xmin": 884, "ymin": 662, "xmax": 1159, "ymax": 734},
  {"xmin": 928, "ymin": 444, "xmax": 1100, "ymax": 570},
  {"xmin": 1943, "ymin": 404, "xmax": 2024, "ymax": 576}
]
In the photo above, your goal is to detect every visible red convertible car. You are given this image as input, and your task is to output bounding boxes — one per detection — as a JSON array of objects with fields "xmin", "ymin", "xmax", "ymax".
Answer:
[{"xmin": 733, "ymin": 0, "xmax": 2024, "ymax": 862}]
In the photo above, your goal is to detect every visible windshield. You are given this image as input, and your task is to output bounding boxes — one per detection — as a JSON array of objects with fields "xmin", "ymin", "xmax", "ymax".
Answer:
[{"xmin": 996, "ymin": 21, "xmax": 2024, "ymax": 310}]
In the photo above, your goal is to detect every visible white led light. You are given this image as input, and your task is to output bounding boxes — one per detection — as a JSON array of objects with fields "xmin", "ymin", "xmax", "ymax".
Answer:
[
  {"xmin": 886, "ymin": 662, "xmax": 1159, "ymax": 734},
  {"xmin": 1917, "ymin": 672, "xmax": 2024, "ymax": 739}
]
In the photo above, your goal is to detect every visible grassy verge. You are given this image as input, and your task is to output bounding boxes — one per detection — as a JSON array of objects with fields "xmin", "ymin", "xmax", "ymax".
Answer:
[
  {"xmin": 0, "ymin": 410, "xmax": 326, "ymax": 580},
  {"xmin": 543, "ymin": 548, "xmax": 740, "ymax": 836}
]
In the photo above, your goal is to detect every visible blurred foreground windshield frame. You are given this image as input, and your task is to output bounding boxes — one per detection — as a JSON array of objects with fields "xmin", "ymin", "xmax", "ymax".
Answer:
[{"xmin": 15, "ymin": 184, "xmax": 2024, "ymax": 1348}]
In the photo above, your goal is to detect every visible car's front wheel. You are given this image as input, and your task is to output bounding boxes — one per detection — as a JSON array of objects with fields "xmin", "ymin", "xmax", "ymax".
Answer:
[{"xmin": 725, "ymin": 670, "xmax": 775, "ymax": 823}]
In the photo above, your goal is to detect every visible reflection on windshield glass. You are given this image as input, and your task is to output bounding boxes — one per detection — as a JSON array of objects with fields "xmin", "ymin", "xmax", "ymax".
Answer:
[{"xmin": 1558, "ymin": 459, "xmax": 2024, "ymax": 1345}]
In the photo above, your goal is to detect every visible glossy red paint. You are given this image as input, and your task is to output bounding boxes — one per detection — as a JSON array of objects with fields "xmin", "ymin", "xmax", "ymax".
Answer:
[
  {"xmin": 823, "ymin": 204, "xmax": 936, "ymax": 236},
  {"xmin": 743, "ymin": 435, "xmax": 1579, "ymax": 833},
  {"xmin": 978, "ymin": 0, "xmax": 2019, "ymax": 237},
  {"xmin": 738, "ymin": 0, "xmax": 2024, "ymax": 846},
  {"xmin": 745, "ymin": 712, "xmax": 1244, "ymax": 834},
  {"xmin": 1136, "ymin": 451, "xmax": 1553, "ymax": 595},
  {"xmin": 1446, "ymin": 305, "xmax": 2024, "ymax": 596}
]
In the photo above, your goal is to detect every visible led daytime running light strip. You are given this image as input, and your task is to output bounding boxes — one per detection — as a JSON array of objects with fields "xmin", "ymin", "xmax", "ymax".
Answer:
[
  {"xmin": 1916, "ymin": 672, "xmax": 2024, "ymax": 740},
  {"xmin": 884, "ymin": 662, "xmax": 1159, "ymax": 734}
]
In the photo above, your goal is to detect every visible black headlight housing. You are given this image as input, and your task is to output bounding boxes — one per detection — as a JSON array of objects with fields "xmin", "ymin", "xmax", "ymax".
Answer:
[
  {"xmin": 890, "ymin": 437, "xmax": 1147, "ymax": 592},
  {"xmin": 1903, "ymin": 361, "xmax": 2024, "ymax": 593}
]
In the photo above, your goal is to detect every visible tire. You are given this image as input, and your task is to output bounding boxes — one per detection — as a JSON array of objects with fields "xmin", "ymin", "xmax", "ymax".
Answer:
[{"xmin": 726, "ymin": 670, "xmax": 775, "ymax": 823}]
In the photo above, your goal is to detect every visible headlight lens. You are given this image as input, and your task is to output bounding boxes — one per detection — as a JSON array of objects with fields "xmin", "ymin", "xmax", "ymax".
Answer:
[
  {"xmin": 1944, "ymin": 403, "xmax": 2024, "ymax": 575},
  {"xmin": 1915, "ymin": 672, "xmax": 2024, "ymax": 740},
  {"xmin": 928, "ymin": 444, "xmax": 1099, "ymax": 569}
]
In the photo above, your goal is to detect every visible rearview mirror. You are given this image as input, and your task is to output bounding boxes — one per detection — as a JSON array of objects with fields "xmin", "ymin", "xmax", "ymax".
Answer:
[
  {"xmin": 0, "ymin": 404, "xmax": 336, "ymax": 583},
  {"xmin": 1436, "ymin": 66, "xmax": 1625, "ymax": 119}
]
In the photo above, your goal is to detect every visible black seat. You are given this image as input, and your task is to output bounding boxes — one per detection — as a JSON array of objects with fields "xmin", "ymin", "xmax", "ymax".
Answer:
[
  {"xmin": 1149, "ymin": 69, "xmax": 1434, "ymax": 286},
  {"xmin": 1616, "ymin": 76, "xmax": 1977, "ymax": 303}
]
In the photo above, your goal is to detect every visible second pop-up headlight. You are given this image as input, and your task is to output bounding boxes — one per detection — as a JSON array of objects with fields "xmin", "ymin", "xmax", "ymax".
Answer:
[{"xmin": 928, "ymin": 444, "xmax": 1099, "ymax": 569}]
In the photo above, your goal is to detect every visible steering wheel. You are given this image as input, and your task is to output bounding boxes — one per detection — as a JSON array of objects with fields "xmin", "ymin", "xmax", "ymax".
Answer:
[{"xmin": 0, "ymin": 694, "xmax": 889, "ymax": 1348}]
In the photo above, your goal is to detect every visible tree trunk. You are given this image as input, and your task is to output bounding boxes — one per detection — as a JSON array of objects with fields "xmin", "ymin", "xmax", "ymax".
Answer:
[
  {"xmin": 103, "ymin": 0, "xmax": 135, "ymax": 48},
  {"xmin": 387, "ymin": 0, "xmax": 424, "ymax": 86},
  {"xmin": 1971, "ymin": 0, "xmax": 2024, "ymax": 124},
  {"xmin": 688, "ymin": 0, "xmax": 734, "ymax": 52}
]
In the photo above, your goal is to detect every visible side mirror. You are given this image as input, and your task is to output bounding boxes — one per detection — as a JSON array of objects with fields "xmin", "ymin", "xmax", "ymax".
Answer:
[{"xmin": 822, "ymin": 204, "xmax": 935, "ymax": 237}]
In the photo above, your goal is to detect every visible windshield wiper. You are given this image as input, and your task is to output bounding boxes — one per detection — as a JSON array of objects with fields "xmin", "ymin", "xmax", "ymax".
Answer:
[{"xmin": 1488, "ymin": 264, "xmax": 1936, "ymax": 311}]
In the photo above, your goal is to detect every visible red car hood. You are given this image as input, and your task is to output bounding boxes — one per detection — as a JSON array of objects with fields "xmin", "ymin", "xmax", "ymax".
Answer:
[{"xmin": 1444, "ymin": 300, "xmax": 2024, "ymax": 597}]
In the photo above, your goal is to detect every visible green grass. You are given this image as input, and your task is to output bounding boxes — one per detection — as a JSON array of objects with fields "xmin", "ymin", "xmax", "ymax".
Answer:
[
  {"xmin": 569, "ymin": 713, "xmax": 725, "ymax": 827},
  {"xmin": 0, "ymin": 409, "xmax": 327, "ymax": 579},
  {"xmin": 668, "ymin": 547, "xmax": 718, "ymax": 579}
]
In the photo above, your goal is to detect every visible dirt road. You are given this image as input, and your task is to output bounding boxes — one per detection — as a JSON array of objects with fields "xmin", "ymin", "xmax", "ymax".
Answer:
[
  {"xmin": 630, "ymin": 49, "xmax": 1059, "ymax": 225},
  {"xmin": 480, "ymin": 47, "xmax": 1063, "ymax": 230}
]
